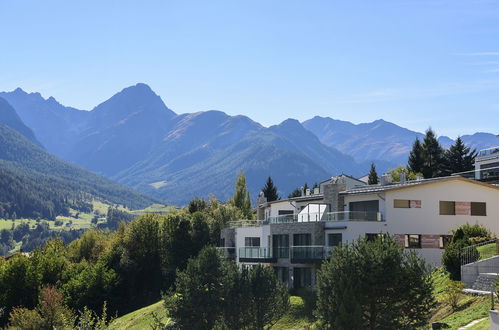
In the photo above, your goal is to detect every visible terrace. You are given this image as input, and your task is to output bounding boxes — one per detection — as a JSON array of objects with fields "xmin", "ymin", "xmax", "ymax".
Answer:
[
  {"xmin": 237, "ymin": 245, "xmax": 335, "ymax": 263},
  {"xmin": 227, "ymin": 211, "xmax": 384, "ymax": 228}
]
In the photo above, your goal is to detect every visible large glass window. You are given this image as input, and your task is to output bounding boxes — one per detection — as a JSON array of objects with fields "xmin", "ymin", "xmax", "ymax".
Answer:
[
  {"xmin": 293, "ymin": 267, "xmax": 312, "ymax": 289},
  {"xmin": 274, "ymin": 267, "xmax": 289, "ymax": 284},
  {"xmin": 293, "ymin": 233, "xmax": 311, "ymax": 246},
  {"xmin": 328, "ymin": 233, "xmax": 342, "ymax": 247},
  {"xmin": 349, "ymin": 200, "xmax": 379, "ymax": 213},
  {"xmin": 272, "ymin": 234, "xmax": 289, "ymax": 258}
]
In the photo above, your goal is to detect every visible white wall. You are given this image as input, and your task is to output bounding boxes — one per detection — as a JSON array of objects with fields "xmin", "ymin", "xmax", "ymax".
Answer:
[
  {"xmin": 265, "ymin": 201, "xmax": 295, "ymax": 219},
  {"xmin": 385, "ymin": 180, "xmax": 499, "ymax": 235},
  {"xmin": 324, "ymin": 220, "xmax": 388, "ymax": 245}
]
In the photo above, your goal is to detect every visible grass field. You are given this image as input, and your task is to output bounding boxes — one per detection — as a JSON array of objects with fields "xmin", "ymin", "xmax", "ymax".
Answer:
[
  {"xmin": 108, "ymin": 301, "xmax": 169, "ymax": 329},
  {"xmin": 468, "ymin": 317, "xmax": 489, "ymax": 329},
  {"xmin": 108, "ymin": 269, "xmax": 496, "ymax": 330},
  {"xmin": 130, "ymin": 203, "xmax": 175, "ymax": 216},
  {"xmin": 109, "ymin": 296, "xmax": 312, "ymax": 330},
  {"xmin": 0, "ymin": 201, "xmax": 172, "ymax": 233},
  {"xmin": 477, "ymin": 242, "xmax": 497, "ymax": 261},
  {"xmin": 429, "ymin": 268, "xmax": 490, "ymax": 329}
]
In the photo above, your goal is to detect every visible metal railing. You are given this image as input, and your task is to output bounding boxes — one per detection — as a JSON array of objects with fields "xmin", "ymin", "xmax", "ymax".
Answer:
[
  {"xmin": 461, "ymin": 239, "xmax": 499, "ymax": 265},
  {"xmin": 267, "ymin": 211, "xmax": 383, "ymax": 224},
  {"xmin": 452, "ymin": 166, "xmax": 499, "ymax": 183},
  {"xmin": 227, "ymin": 211, "xmax": 383, "ymax": 228},
  {"xmin": 226, "ymin": 220, "xmax": 265, "ymax": 228}
]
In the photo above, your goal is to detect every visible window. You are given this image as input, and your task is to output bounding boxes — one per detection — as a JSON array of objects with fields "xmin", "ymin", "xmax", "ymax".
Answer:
[
  {"xmin": 274, "ymin": 267, "xmax": 289, "ymax": 284},
  {"xmin": 272, "ymin": 234, "xmax": 289, "ymax": 258},
  {"xmin": 471, "ymin": 202, "xmax": 487, "ymax": 216},
  {"xmin": 278, "ymin": 210, "xmax": 294, "ymax": 215},
  {"xmin": 293, "ymin": 267, "xmax": 312, "ymax": 289},
  {"xmin": 366, "ymin": 233, "xmax": 384, "ymax": 242},
  {"xmin": 293, "ymin": 233, "xmax": 311, "ymax": 246},
  {"xmin": 328, "ymin": 233, "xmax": 342, "ymax": 247},
  {"xmin": 405, "ymin": 234, "xmax": 421, "ymax": 248},
  {"xmin": 394, "ymin": 199, "xmax": 410, "ymax": 208},
  {"xmin": 440, "ymin": 201, "xmax": 456, "ymax": 215},
  {"xmin": 349, "ymin": 200, "xmax": 379, "ymax": 212},
  {"xmin": 439, "ymin": 235, "xmax": 452, "ymax": 249},
  {"xmin": 245, "ymin": 237, "xmax": 260, "ymax": 247},
  {"xmin": 220, "ymin": 238, "xmax": 225, "ymax": 247}
]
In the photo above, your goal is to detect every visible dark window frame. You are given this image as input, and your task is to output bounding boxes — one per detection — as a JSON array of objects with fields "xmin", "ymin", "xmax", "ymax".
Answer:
[{"xmin": 406, "ymin": 234, "xmax": 421, "ymax": 249}]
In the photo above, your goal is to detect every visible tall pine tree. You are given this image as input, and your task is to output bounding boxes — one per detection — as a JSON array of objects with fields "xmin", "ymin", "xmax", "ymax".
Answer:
[
  {"xmin": 443, "ymin": 137, "xmax": 477, "ymax": 176},
  {"xmin": 232, "ymin": 171, "xmax": 252, "ymax": 218},
  {"xmin": 408, "ymin": 138, "xmax": 424, "ymax": 174},
  {"xmin": 421, "ymin": 129, "xmax": 445, "ymax": 178},
  {"xmin": 368, "ymin": 163, "xmax": 378, "ymax": 185},
  {"xmin": 262, "ymin": 177, "xmax": 279, "ymax": 202}
]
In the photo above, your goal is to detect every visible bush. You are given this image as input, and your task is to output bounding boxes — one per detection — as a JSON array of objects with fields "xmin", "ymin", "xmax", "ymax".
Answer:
[
  {"xmin": 443, "ymin": 280, "xmax": 465, "ymax": 311},
  {"xmin": 295, "ymin": 286, "xmax": 317, "ymax": 319}
]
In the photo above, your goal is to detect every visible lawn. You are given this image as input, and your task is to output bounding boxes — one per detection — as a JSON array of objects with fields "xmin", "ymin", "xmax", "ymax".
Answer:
[
  {"xmin": 477, "ymin": 242, "xmax": 497, "ymax": 261},
  {"xmin": 109, "ymin": 296, "xmax": 313, "ymax": 330},
  {"xmin": 468, "ymin": 317, "xmax": 489, "ymax": 329},
  {"xmin": 108, "ymin": 301, "xmax": 169, "ymax": 329},
  {"xmin": 130, "ymin": 203, "xmax": 174, "ymax": 216},
  {"xmin": 430, "ymin": 268, "xmax": 491, "ymax": 329},
  {"xmin": 272, "ymin": 296, "xmax": 314, "ymax": 329}
]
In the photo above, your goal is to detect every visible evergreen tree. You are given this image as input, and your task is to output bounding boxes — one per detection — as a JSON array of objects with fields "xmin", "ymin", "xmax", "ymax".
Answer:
[
  {"xmin": 232, "ymin": 172, "xmax": 252, "ymax": 218},
  {"xmin": 262, "ymin": 176, "xmax": 279, "ymax": 202},
  {"xmin": 443, "ymin": 137, "xmax": 477, "ymax": 176},
  {"xmin": 288, "ymin": 188, "xmax": 301, "ymax": 198},
  {"xmin": 368, "ymin": 163, "xmax": 378, "ymax": 185},
  {"xmin": 408, "ymin": 138, "xmax": 424, "ymax": 174},
  {"xmin": 315, "ymin": 236, "xmax": 435, "ymax": 329},
  {"xmin": 421, "ymin": 129, "xmax": 445, "ymax": 178}
]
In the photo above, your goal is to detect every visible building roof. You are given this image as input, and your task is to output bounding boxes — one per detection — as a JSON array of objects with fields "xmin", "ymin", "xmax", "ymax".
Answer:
[
  {"xmin": 339, "ymin": 176, "xmax": 499, "ymax": 196},
  {"xmin": 320, "ymin": 173, "xmax": 366, "ymax": 185}
]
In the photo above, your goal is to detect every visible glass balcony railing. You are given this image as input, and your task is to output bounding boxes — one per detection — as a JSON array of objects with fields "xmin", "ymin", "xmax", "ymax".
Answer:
[
  {"xmin": 272, "ymin": 247, "xmax": 290, "ymax": 259},
  {"xmin": 452, "ymin": 166, "xmax": 499, "ymax": 183},
  {"xmin": 290, "ymin": 246, "xmax": 334, "ymax": 262},
  {"xmin": 478, "ymin": 146, "xmax": 499, "ymax": 158},
  {"xmin": 239, "ymin": 247, "xmax": 273, "ymax": 259},
  {"xmin": 267, "ymin": 211, "xmax": 383, "ymax": 224}
]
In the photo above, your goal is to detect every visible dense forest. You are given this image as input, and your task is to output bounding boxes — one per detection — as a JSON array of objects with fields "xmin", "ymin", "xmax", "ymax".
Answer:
[
  {"xmin": 0, "ymin": 196, "xmax": 243, "ymax": 327},
  {"xmin": 0, "ymin": 123, "xmax": 157, "ymax": 219}
]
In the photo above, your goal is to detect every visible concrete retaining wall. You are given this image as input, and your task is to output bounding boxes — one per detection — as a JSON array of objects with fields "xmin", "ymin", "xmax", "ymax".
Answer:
[{"xmin": 461, "ymin": 255, "xmax": 499, "ymax": 287}]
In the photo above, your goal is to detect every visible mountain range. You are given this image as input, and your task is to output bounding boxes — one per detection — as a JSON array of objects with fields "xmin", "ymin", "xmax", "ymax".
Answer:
[
  {"xmin": 1, "ymin": 83, "xmax": 496, "ymax": 205},
  {"xmin": 0, "ymin": 97, "xmax": 156, "ymax": 218}
]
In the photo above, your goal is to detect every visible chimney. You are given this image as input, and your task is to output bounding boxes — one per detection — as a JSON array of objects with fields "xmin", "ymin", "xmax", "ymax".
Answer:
[
  {"xmin": 306, "ymin": 189, "xmax": 311, "ymax": 196},
  {"xmin": 380, "ymin": 173, "xmax": 392, "ymax": 186},
  {"xmin": 400, "ymin": 172, "xmax": 406, "ymax": 184},
  {"xmin": 313, "ymin": 187, "xmax": 320, "ymax": 195}
]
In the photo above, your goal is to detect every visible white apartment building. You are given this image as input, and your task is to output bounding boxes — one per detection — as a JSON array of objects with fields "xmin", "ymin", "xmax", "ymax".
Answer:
[{"xmin": 221, "ymin": 174, "xmax": 499, "ymax": 290}]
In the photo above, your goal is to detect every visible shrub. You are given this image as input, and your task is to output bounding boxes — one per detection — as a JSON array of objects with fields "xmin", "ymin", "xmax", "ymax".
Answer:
[{"xmin": 443, "ymin": 280, "xmax": 465, "ymax": 311}]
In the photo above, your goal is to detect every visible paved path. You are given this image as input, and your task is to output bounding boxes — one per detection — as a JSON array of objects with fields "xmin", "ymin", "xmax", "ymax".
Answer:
[{"xmin": 458, "ymin": 317, "xmax": 487, "ymax": 329}]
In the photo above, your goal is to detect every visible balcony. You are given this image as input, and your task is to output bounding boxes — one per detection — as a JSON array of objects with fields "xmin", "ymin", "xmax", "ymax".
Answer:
[
  {"xmin": 290, "ymin": 246, "xmax": 333, "ymax": 264},
  {"xmin": 477, "ymin": 146, "xmax": 499, "ymax": 161},
  {"xmin": 239, "ymin": 247, "xmax": 276, "ymax": 263},
  {"xmin": 453, "ymin": 166, "xmax": 499, "ymax": 184},
  {"xmin": 267, "ymin": 211, "xmax": 383, "ymax": 224}
]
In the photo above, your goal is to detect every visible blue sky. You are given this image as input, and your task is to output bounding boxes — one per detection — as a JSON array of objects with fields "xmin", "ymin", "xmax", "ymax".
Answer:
[{"xmin": 0, "ymin": 0, "xmax": 498, "ymax": 137}]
